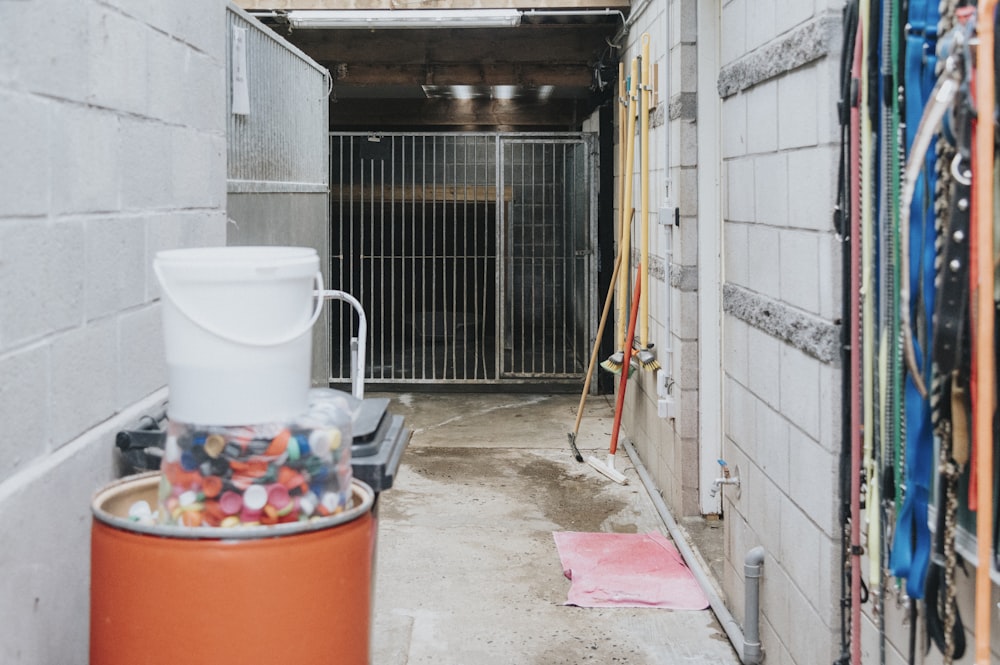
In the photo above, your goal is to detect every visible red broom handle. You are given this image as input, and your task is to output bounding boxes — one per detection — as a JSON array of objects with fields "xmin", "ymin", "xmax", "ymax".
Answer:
[{"xmin": 610, "ymin": 266, "xmax": 641, "ymax": 456}]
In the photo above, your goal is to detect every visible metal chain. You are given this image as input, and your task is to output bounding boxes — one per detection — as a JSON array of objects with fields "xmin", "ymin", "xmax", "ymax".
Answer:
[
  {"xmin": 941, "ymin": 452, "xmax": 960, "ymax": 664},
  {"xmin": 931, "ymin": 3, "xmax": 960, "ymax": 664},
  {"xmin": 938, "ymin": 0, "xmax": 959, "ymax": 34}
]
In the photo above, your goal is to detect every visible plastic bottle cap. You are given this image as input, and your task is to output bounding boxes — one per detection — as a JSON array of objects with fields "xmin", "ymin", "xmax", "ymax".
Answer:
[
  {"xmin": 180, "ymin": 451, "xmax": 200, "ymax": 472},
  {"xmin": 265, "ymin": 429, "xmax": 291, "ymax": 456},
  {"xmin": 320, "ymin": 491, "xmax": 341, "ymax": 512},
  {"xmin": 267, "ymin": 484, "xmax": 291, "ymax": 510},
  {"xmin": 203, "ymin": 500, "xmax": 226, "ymax": 526},
  {"xmin": 178, "ymin": 490, "xmax": 199, "ymax": 507},
  {"xmin": 286, "ymin": 436, "xmax": 301, "ymax": 461},
  {"xmin": 308, "ymin": 429, "xmax": 333, "ymax": 455},
  {"xmin": 297, "ymin": 495, "xmax": 317, "ymax": 517},
  {"xmin": 204, "ymin": 434, "xmax": 226, "ymax": 459},
  {"xmin": 128, "ymin": 500, "xmax": 152, "ymax": 521},
  {"xmin": 240, "ymin": 505, "xmax": 262, "ymax": 523},
  {"xmin": 220, "ymin": 490, "xmax": 243, "ymax": 515},
  {"xmin": 201, "ymin": 475, "xmax": 223, "ymax": 498},
  {"xmin": 180, "ymin": 511, "xmax": 203, "ymax": 527},
  {"xmin": 243, "ymin": 484, "xmax": 268, "ymax": 511}
]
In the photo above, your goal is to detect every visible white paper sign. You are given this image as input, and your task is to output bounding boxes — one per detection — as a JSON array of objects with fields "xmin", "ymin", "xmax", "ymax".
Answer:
[{"xmin": 231, "ymin": 27, "xmax": 250, "ymax": 116}]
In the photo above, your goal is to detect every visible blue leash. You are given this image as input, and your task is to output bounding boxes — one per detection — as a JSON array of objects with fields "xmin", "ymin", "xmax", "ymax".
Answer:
[{"xmin": 889, "ymin": 0, "xmax": 939, "ymax": 600}]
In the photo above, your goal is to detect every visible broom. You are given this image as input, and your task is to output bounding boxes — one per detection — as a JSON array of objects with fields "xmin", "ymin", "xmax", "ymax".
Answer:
[
  {"xmin": 636, "ymin": 33, "xmax": 660, "ymax": 373},
  {"xmin": 602, "ymin": 58, "xmax": 638, "ymax": 376},
  {"xmin": 588, "ymin": 265, "xmax": 641, "ymax": 485},
  {"xmin": 568, "ymin": 232, "xmax": 625, "ymax": 461}
]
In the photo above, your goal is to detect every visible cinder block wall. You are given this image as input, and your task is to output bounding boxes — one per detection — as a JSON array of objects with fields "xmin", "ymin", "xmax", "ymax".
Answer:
[
  {"xmin": 718, "ymin": 2, "xmax": 844, "ymax": 663},
  {"xmin": 0, "ymin": 1, "xmax": 227, "ymax": 661},
  {"xmin": 615, "ymin": 0, "xmax": 701, "ymax": 523}
]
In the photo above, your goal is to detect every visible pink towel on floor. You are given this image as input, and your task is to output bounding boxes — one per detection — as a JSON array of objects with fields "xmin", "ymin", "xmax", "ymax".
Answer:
[{"xmin": 553, "ymin": 531, "xmax": 709, "ymax": 610}]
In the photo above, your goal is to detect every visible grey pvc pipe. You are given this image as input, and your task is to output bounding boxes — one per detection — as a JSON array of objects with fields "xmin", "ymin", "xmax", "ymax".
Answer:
[
  {"xmin": 743, "ymin": 546, "xmax": 766, "ymax": 664},
  {"xmin": 624, "ymin": 441, "xmax": 765, "ymax": 665}
]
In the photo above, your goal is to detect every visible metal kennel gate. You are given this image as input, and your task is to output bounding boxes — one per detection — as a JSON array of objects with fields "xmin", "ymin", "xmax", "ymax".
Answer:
[{"xmin": 328, "ymin": 132, "xmax": 598, "ymax": 386}]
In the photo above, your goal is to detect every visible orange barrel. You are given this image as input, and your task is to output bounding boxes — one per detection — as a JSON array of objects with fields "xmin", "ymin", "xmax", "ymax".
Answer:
[{"xmin": 90, "ymin": 473, "xmax": 375, "ymax": 665}]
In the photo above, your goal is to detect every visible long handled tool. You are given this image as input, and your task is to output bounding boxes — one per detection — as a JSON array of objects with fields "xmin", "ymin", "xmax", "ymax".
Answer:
[
  {"xmin": 602, "ymin": 58, "xmax": 638, "ymax": 375},
  {"xmin": 846, "ymin": 13, "xmax": 863, "ymax": 665},
  {"xmin": 972, "ymin": 5, "xmax": 996, "ymax": 662},
  {"xmin": 589, "ymin": 266, "xmax": 641, "ymax": 485},
  {"xmin": 636, "ymin": 33, "xmax": 660, "ymax": 373},
  {"xmin": 568, "ymin": 230, "xmax": 626, "ymax": 461}
]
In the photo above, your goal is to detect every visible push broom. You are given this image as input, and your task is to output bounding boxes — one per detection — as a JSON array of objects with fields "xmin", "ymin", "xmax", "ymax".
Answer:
[
  {"xmin": 636, "ymin": 33, "xmax": 660, "ymax": 373},
  {"xmin": 602, "ymin": 58, "xmax": 638, "ymax": 376},
  {"xmin": 568, "ymin": 222, "xmax": 626, "ymax": 461},
  {"xmin": 589, "ymin": 265, "xmax": 641, "ymax": 485}
]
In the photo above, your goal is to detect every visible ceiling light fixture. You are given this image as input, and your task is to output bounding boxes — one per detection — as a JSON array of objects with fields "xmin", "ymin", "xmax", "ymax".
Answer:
[{"xmin": 287, "ymin": 9, "xmax": 523, "ymax": 30}]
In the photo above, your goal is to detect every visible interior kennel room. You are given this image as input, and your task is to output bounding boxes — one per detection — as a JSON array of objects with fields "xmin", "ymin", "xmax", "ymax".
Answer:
[
  {"xmin": 328, "ymin": 132, "xmax": 597, "ymax": 385},
  {"xmin": 247, "ymin": 8, "xmax": 625, "ymax": 390}
]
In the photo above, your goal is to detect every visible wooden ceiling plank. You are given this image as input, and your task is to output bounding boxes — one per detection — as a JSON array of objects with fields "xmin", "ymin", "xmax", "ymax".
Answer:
[
  {"xmin": 329, "ymin": 98, "xmax": 582, "ymax": 127},
  {"xmin": 238, "ymin": 1, "xmax": 630, "ymax": 11},
  {"xmin": 328, "ymin": 62, "xmax": 592, "ymax": 87},
  {"xmin": 286, "ymin": 25, "xmax": 617, "ymax": 64}
]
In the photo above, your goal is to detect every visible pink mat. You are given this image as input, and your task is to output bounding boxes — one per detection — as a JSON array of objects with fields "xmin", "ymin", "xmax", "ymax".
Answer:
[{"xmin": 553, "ymin": 531, "xmax": 709, "ymax": 610}]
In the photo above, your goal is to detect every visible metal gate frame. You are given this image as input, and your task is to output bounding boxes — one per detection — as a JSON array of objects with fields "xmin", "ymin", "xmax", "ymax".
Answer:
[{"xmin": 328, "ymin": 131, "xmax": 598, "ymax": 386}]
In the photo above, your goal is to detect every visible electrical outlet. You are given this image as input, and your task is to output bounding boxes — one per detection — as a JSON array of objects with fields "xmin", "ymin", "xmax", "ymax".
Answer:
[
  {"xmin": 656, "ymin": 368, "xmax": 669, "ymax": 397},
  {"xmin": 657, "ymin": 396, "xmax": 676, "ymax": 420}
]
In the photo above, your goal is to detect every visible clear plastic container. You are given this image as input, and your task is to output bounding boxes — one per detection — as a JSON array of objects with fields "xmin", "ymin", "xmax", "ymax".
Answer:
[{"xmin": 157, "ymin": 393, "xmax": 353, "ymax": 528}]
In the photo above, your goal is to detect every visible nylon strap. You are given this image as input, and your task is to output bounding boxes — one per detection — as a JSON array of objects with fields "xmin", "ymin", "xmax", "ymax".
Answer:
[{"xmin": 889, "ymin": 0, "xmax": 940, "ymax": 600}]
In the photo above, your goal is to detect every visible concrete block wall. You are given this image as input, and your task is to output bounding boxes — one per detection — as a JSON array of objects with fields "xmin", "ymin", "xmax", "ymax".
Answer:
[
  {"xmin": 0, "ymin": 1, "xmax": 228, "ymax": 661},
  {"xmin": 718, "ymin": 2, "xmax": 843, "ymax": 663},
  {"xmin": 611, "ymin": 0, "xmax": 698, "ymax": 521}
]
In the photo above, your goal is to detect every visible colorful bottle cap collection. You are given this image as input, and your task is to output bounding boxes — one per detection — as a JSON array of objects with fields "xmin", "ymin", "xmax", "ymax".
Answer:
[{"xmin": 150, "ymin": 415, "xmax": 352, "ymax": 528}]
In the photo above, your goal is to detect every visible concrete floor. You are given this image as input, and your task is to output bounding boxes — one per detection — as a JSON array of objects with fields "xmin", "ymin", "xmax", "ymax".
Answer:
[{"xmin": 368, "ymin": 392, "xmax": 739, "ymax": 665}]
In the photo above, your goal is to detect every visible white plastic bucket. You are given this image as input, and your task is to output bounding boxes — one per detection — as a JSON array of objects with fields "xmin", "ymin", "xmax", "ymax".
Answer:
[{"xmin": 154, "ymin": 246, "xmax": 323, "ymax": 425}]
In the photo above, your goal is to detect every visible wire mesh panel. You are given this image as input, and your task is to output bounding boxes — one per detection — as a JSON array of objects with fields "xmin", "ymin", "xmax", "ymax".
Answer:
[
  {"xmin": 329, "ymin": 132, "xmax": 595, "ymax": 386},
  {"xmin": 500, "ymin": 136, "xmax": 595, "ymax": 379},
  {"xmin": 226, "ymin": 7, "xmax": 329, "ymax": 190}
]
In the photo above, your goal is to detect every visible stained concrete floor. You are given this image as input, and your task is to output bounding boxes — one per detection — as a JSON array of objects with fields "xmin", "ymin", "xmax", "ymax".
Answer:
[{"xmin": 368, "ymin": 392, "xmax": 739, "ymax": 665}]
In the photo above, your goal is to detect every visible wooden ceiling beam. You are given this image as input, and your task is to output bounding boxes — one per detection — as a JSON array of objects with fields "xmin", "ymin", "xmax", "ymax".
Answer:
[
  {"xmin": 329, "ymin": 98, "xmax": 586, "ymax": 129},
  {"xmin": 286, "ymin": 25, "xmax": 616, "ymax": 64},
  {"xmin": 327, "ymin": 62, "xmax": 593, "ymax": 88},
  {"xmin": 239, "ymin": 1, "xmax": 630, "ymax": 11}
]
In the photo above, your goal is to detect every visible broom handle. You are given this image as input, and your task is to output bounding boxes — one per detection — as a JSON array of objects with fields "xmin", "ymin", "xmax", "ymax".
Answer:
[
  {"xmin": 640, "ymin": 33, "xmax": 651, "ymax": 348},
  {"xmin": 610, "ymin": 266, "xmax": 642, "ymax": 456},
  {"xmin": 973, "ymin": 5, "xmax": 996, "ymax": 662},
  {"xmin": 617, "ymin": 59, "xmax": 639, "ymax": 351},
  {"xmin": 572, "ymin": 232, "xmax": 626, "ymax": 437}
]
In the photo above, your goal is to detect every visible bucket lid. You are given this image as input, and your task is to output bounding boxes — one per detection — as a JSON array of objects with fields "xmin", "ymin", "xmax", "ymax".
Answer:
[
  {"xmin": 154, "ymin": 246, "xmax": 319, "ymax": 281},
  {"xmin": 92, "ymin": 473, "xmax": 374, "ymax": 540}
]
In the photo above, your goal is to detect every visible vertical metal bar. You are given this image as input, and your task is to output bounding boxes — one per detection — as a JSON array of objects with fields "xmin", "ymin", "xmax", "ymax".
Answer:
[
  {"xmin": 529, "ymin": 142, "xmax": 535, "ymax": 375},
  {"xmin": 496, "ymin": 134, "xmax": 505, "ymax": 379},
  {"xmin": 408, "ymin": 136, "xmax": 416, "ymax": 381},
  {"xmin": 348, "ymin": 137, "xmax": 356, "ymax": 381},
  {"xmin": 389, "ymin": 135, "xmax": 397, "ymax": 381},
  {"xmin": 471, "ymin": 135, "xmax": 480, "ymax": 379},
  {"xmin": 560, "ymin": 142, "xmax": 568, "ymax": 373},
  {"xmin": 449, "ymin": 136, "xmax": 457, "ymax": 379},
  {"xmin": 327, "ymin": 134, "xmax": 343, "ymax": 381},
  {"xmin": 420, "ymin": 135, "xmax": 427, "ymax": 380},
  {"xmin": 458, "ymin": 136, "xmax": 466, "ymax": 379},
  {"xmin": 349, "ymin": 137, "xmax": 358, "ymax": 380},
  {"xmin": 515, "ymin": 139, "xmax": 520, "ymax": 375},
  {"xmin": 431, "ymin": 137, "xmax": 438, "ymax": 380}
]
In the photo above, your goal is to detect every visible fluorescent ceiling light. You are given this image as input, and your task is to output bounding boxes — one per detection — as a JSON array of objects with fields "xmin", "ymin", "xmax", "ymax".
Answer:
[
  {"xmin": 421, "ymin": 85, "xmax": 557, "ymax": 101},
  {"xmin": 287, "ymin": 9, "xmax": 522, "ymax": 30},
  {"xmin": 492, "ymin": 85, "xmax": 517, "ymax": 100}
]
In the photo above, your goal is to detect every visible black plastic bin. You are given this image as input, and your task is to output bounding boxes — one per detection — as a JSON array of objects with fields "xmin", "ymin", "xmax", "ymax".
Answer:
[{"xmin": 116, "ymin": 397, "xmax": 411, "ymax": 500}]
